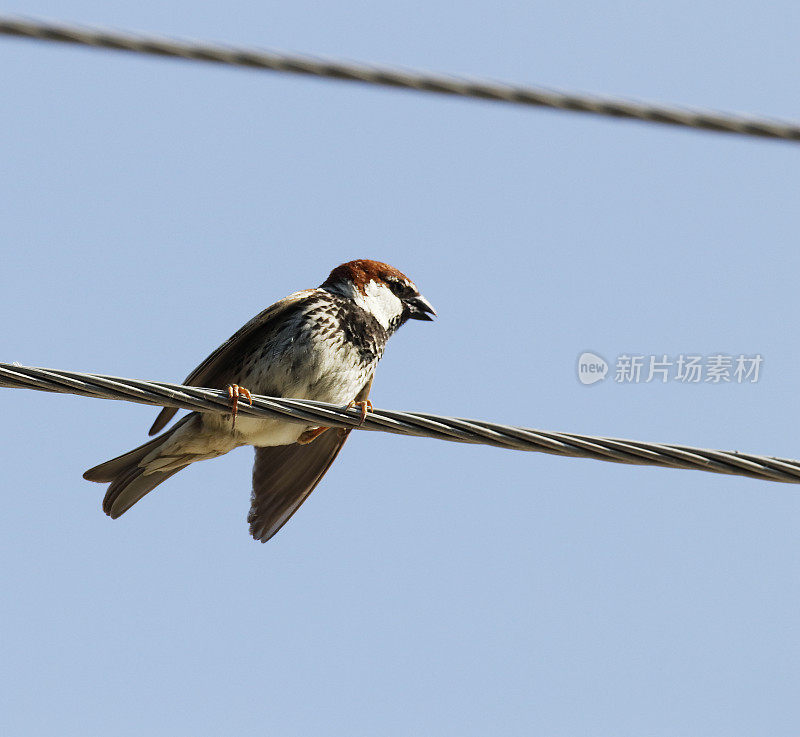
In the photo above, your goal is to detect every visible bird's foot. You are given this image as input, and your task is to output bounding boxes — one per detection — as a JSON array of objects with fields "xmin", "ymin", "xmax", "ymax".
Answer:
[
  {"xmin": 227, "ymin": 384, "xmax": 252, "ymax": 430},
  {"xmin": 347, "ymin": 399, "xmax": 374, "ymax": 425},
  {"xmin": 297, "ymin": 426, "xmax": 330, "ymax": 445}
]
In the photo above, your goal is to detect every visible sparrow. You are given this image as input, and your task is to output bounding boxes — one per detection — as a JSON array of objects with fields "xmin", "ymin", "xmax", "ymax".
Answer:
[{"xmin": 83, "ymin": 259, "xmax": 435, "ymax": 542}]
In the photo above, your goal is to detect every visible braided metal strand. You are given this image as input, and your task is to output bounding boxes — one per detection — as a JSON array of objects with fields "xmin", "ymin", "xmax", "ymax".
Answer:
[
  {"xmin": 1, "ymin": 16, "xmax": 799, "ymax": 142},
  {"xmin": 1, "ymin": 362, "xmax": 798, "ymax": 485}
]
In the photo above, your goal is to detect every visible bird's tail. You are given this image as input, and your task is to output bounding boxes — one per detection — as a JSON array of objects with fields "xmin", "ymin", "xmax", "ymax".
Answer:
[{"xmin": 83, "ymin": 415, "xmax": 196, "ymax": 519}]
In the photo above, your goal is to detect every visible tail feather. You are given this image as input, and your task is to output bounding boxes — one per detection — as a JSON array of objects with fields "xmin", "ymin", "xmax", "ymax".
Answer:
[
  {"xmin": 103, "ymin": 466, "xmax": 186, "ymax": 518},
  {"xmin": 83, "ymin": 415, "xmax": 194, "ymax": 518},
  {"xmin": 83, "ymin": 433, "xmax": 170, "ymax": 482}
]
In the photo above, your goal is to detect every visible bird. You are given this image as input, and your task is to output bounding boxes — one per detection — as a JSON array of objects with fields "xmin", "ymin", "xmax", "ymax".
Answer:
[{"xmin": 83, "ymin": 259, "xmax": 436, "ymax": 542}]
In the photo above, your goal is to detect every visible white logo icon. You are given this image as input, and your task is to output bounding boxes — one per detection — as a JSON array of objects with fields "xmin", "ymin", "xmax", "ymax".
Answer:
[{"xmin": 577, "ymin": 352, "xmax": 608, "ymax": 385}]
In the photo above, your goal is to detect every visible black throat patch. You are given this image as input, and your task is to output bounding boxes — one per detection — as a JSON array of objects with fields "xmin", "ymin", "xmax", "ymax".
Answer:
[{"xmin": 329, "ymin": 295, "xmax": 389, "ymax": 364}]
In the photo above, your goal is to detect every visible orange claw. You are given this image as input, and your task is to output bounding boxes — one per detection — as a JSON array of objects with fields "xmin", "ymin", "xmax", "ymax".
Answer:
[
  {"xmin": 297, "ymin": 426, "xmax": 330, "ymax": 445},
  {"xmin": 227, "ymin": 384, "xmax": 253, "ymax": 430},
  {"xmin": 347, "ymin": 399, "xmax": 374, "ymax": 425}
]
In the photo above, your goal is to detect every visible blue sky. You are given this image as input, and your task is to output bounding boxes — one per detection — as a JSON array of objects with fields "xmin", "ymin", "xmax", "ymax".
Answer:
[{"xmin": 1, "ymin": 2, "xmax": 799, "ymax": 735}]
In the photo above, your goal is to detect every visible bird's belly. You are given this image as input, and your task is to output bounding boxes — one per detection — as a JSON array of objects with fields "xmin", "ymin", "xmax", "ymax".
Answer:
[
  {"xmin": 229, "ymin": 366, "xmax": 369, "ymax": 447},
  {"xmin": 223, "ymin": 332, "xmax": 377, "ymax": 446},
  {"xmin": 248, "ymin": 340, "xmax": 374, "ymax": 402},
  {"xmin": 203, "ymin": 368, "xmax": 370, "ymax": 448},
  {"xmin": 201, "ymin": 411, "xmax": 308, "ymax": 447},
  {"xmin": 232, "ymin": 416, "xmax": 308, "ymax": 447}
]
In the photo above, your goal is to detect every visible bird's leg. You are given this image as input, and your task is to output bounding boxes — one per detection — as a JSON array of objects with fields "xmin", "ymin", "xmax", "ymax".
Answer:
[
  {"xmin": 347, "ymin": 399, "xmax": 374, "ymax": 425},
  {"xmin": 297, "ymin": 399, "xmax": 372, "ymax": 444},
  {"xmin": 227, "ymin": 384, "xmax": 252, "ymax": 430},
  {"xmin": 297, "ymin": 426, "xmax": 330, "ymax": 445},
  {"xmin": 298, "ymin": 399, "xmax": 372, "ymax": 444}
]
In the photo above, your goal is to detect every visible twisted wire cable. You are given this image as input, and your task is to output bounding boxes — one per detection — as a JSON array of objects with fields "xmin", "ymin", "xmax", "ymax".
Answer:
[
  {"xmin": 1, "ymin": 362, "xmax": 798, "ymax": 485},
  {"xmin": 1, "ymin": 16, "xmax": 799, "ymax": 142}
]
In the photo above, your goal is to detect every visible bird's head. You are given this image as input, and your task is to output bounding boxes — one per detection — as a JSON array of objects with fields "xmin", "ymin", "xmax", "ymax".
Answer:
[{"xmin": 321, "ymin": 259, "xmax": 436, "ymax": 333}]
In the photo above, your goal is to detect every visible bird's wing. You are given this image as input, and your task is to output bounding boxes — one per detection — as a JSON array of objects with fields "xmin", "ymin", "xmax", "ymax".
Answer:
[
  {"xmin": 149, "ymin": 289, "xmax": 316, "ymax": 435},
  {"xmin": 247, "ymin": 378, "xmax": 373, "ymax": 543}
]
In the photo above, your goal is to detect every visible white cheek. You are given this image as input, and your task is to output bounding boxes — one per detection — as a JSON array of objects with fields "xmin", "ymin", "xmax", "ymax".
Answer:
[{"xmin": 356, "ymin": 281, "xmax": 403, "ymax": 329}]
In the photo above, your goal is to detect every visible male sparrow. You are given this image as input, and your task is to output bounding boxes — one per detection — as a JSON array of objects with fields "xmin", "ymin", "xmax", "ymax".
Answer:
[{"xmin": 83, "ymin": 260, "xmax": 435, "ymax": 542}]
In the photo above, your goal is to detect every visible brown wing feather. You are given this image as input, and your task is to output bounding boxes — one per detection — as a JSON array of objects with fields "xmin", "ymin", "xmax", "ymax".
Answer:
[
  {"xmin": 149, "ymin": 290, "xmax": 316, "ymax": 435},
  {"xmin": 247, "ymin": 378, "xmax": 373, "ymax": 543},
  {"xmin": 248, "ymin": 428, "xmax": 350, "ymax": 543}
]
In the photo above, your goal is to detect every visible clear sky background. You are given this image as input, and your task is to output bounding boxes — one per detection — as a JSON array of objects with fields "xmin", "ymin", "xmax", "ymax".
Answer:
[{"xmin": 1, "ymin": 2, "xmax": 799, "ymax": 735}]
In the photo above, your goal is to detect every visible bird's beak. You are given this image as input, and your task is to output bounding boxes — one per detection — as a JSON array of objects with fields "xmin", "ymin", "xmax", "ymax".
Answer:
[{"xmin": 405, "ymin": 294, "xmax": 437, "ymax": 321}]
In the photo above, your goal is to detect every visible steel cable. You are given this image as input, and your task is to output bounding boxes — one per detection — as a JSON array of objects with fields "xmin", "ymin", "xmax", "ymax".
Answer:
[
  {"xmin": 1, "ymin": 362, "xmax": 798, "ymax": 485},
  {"xmin": 1, "ymin": 16, "xmax": 799, "ymax": 142}
]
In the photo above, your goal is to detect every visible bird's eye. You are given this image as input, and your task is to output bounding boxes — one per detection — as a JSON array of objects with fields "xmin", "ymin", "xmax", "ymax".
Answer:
[{"xmin": 385, "ymin": 276, "xmax": 414, "ymax": 299}]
